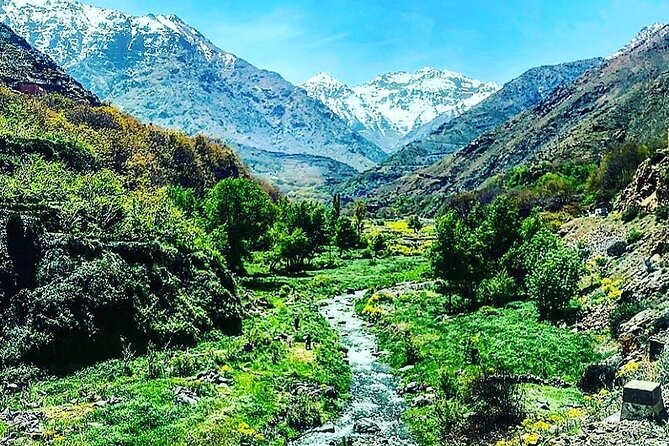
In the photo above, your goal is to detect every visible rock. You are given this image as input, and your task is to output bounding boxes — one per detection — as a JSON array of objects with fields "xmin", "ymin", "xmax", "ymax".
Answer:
[
  {"xmin": 173, "ymin": 387, "xmax": 200, "ymax": 405},
  {"xmin": 649, "ymin": 334, "xmax": 666, "ymax": 360},
  {"xmin": 194, "ymin": 370, "xmax": 232, "ymax": 386},
  {"xmin": 92, "ymin": 396, "xmax": 122, "ymax": 408},
  {"xmin": 398, "ymin": 365, "xmax": 414, "ymax": 373},
  {"xmin": 412, "ymin": 393, "xmax": 436, "ymax": 408},
  {"xmin": 537, "ymin": 400, "xmax": 551, "ymax": 411},
  {"xmin": 353, "ymin": 418, "xmax": 381, "ymax": 434},
  {"xmin": 324, "ymin": 386, "xmax": 338, "ymax": 398},
  {"xmin": 401, "ymin": 381, "xmax": 424, "ymax": 395},
  {"xmin": 313, "ymin": 423, "xmax": 336, "ymax": 433},
  {"xmin": 620, "ymin": 380, "xmax": 666, "ymax": 422}
]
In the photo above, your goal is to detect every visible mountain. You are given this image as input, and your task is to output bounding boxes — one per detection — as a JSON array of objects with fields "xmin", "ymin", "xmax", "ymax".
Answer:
[
  {"xmin": 301, "ymin": 68, "xmax": 499, "ymax": 151},
  {"xmin": 0, "ymin": 0, "xmax": 387, "ymax": 185},
  {"xmin": 0, "ymin": 22, "xmax": 98, "ymax": 104},
  {"xmin": 375, "ymin": 24, "xmax": 669, "ymax": 214},
  {"xmin": 339, "ymin": 58, "xmax": 603, "ymax": 199}
]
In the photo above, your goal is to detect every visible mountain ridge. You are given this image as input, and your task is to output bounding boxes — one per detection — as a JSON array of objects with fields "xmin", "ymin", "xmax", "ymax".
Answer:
[
  {"xmin": 0, "ymin": 0, "xmax": 387, "ymax": 182},
  {"xmin": 301, "ymin": 67, "xmax": 499, "ymax": 151},
  {"xmin": 375, "ymin": 24, "xmax": 669, "ymax": 214},
  {"xmin": 338, "ymin": 57, "xmax": 604, "ymax": 200}
]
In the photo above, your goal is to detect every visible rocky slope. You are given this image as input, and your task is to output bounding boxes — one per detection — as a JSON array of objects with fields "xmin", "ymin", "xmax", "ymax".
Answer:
[
  {"xmin": 0, "ymin": 0, "xmax": 386, "ymax": 179},
  {"xmin": 376, "ymin": 24, "xmax": 669, "ymax": 211},
  {"xmin": 339, "ymin": 58, "xmax": 603, "ymax": 199},
  {"xmin": 0, "ymin": 22, "xmax": 97, "ymax": 104},
  {"xmin": 301, "ymin": 68, "xmax": 499, "ymax": 151}
]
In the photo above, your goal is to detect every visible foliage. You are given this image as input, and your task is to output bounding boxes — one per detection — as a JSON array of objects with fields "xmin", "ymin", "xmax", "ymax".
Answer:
[
  {"xmin": 586, "ymin": 142, "xmax": 656, "ymax": 204},
  {"xmin": 203, "ymin": 178, "xmax": 275, "ymax": 273},
  {"xmin": 526, "ymin": 245, "xmax": 583, "ymax": 320},
  {"xmin": 334, "ymin": 217, "xmax": 360, "ymax": 255},
  {"xmin": 430, "ymin": 197, "xmax": 583, "ymax": 318},
  {"xmin": 407, "ymin": 215, "xmax": 423, "ymax": 233},
  {"xmin": 352, "ymin": 199, "xmax": 367, "ymax": 233},
  {"xmin": 609, "ymin": 301, "xmax": 647, "ymax": 338}
]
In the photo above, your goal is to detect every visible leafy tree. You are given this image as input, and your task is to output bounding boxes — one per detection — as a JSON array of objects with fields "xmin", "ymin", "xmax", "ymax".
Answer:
[
  {"xmin": 586, "ymin": 143, "xmax": 655, "ymax": 204},
  {"xmin": 368, "ymin": 232, "xmax": 387, "ymax": 256},
  {"xmin": 203, "ymin": 178, "xmax": 275, "ymax": 273},
  {"xmin": 352, "ymin": 199, "xmax": 367, "ymax": 233},
  {"xmin": 407, "ymin": 215, "xmax": 423, "ymax": 233},
  {"xmin": 330, "ymin": 193, "xmax": 341, "ymax": 224},
  {"xmin": 526, "ymin": 245, "xmax": 582, "ymax": 320},
  {"xmin": 268, "ymin": 199, "xmax": 330, "ymax": 270},
  {"xmin": 430, "ymin": 210, "xmax": 483, "ymax": 305},
  {"xmin": 334, "ymin": 218, "xmax": 359, "ymax": 255},
  {"xmin": 268, "ymin": 227, "xmax": 311, "ymax": 271}
]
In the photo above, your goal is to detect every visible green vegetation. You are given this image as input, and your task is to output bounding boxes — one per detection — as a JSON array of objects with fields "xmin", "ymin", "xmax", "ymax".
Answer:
[
  {"xmin": 357, "ymin": 289, "xmax": 599, "ymax": 445},
  {"xmin": 430, "ymin": 197, "xmax": 583, "ymax": 320}
]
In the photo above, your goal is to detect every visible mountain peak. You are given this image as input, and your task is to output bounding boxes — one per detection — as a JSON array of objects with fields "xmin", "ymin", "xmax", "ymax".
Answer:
[{"xmin": 609, "ymin": 22, "xmax": 667, "ymax": 59}]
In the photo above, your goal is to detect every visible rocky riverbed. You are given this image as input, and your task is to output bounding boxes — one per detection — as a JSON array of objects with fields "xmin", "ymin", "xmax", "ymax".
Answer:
[{"xmin": 292, "ymin": 290, "xmax": 416, "ymax": 446}]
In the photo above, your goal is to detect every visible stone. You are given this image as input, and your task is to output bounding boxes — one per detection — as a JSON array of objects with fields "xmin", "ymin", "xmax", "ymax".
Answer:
[
  {"xmin": 537, "ymin": 400, "xmax": 551, "ymax": 411},
  {"xmin": 620, "ymin": 380, "xmax": 666, "ymax": 422},
  {"xmin": 412, "ymin": 393, "xmax": 436, "ymax": 408},
  {"xmin": 398, "ymin": 365, "xmax": 414, "ymax": 373},
  {"xmin": 173, "ymin": 387, "xmax": 200, "ymax": 405},
  {"xmin": 649, "ymin": 335, "xmax": 666, "ymax": 360},
  {"xmin": 313, "ymin": 423, "xmax": 336, "ymax": 433},
  {"xmin": 402, "ymin": 381, "xmax": 424, "ymax": 395},
  {"xmin": 353, "ymin": 418, "xmax": 381, "ymax": 434}
]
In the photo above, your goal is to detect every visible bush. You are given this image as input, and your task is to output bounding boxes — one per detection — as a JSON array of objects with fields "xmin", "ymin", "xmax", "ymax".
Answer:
[
  {"xmin": 526, "ymin": 245, "xmax": 582, "ymax": 321},
  {"xmin": 609, "ymin": 301, "xmax": 646, "ymax": 338},
  {"xmin": 656, "ymin": 205, "xmax": 669, "ymax": 221},
  {"xmin": 476, "ymin": 271, "xmax": 517, "ymax": 307},
  {"xmin": 607, "ymin": 240, "xmax": 628, "ymax": 258},
  {"xmin": 625, "ymin": 228, "xmax": 644, "ymax": 245},
  {"xmin": 463, "ymin": 370, "xmax": 525, "ymax": 438},
  {"xmin": 621, "ymin": 207, "xmax": 640, "ymax": 223}
]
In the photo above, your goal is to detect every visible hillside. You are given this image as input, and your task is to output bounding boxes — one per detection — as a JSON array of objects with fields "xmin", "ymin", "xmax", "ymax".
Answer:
[
  {"xmin": 0, "ymin": 23, "xmax": 252, "ymax": 373},
  {"xmin": 301, "ymin": 68, "xmax": 499, "ymax": 151},
  {"xmin": 0, "ymin": 0, "xmax": 386, "ymax": 185},
  {"xmin": 375, "ymin": 25, "xmax": 669, "ymax": 213},
  {"xmin": 339, "ymin": 58, "xmax": 603, "ymax": 200},
  {"xmin": 0, "ymin": 22, "xmax": 97, "ymax": 104}
]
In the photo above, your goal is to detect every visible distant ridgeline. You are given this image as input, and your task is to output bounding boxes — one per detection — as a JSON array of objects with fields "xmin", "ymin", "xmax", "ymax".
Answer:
[{"xmin": 0, "ymin": 24, "xmax": 251, "ymax": 376}]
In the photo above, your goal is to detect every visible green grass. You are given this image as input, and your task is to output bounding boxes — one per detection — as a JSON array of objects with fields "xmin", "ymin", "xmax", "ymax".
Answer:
[
  {"xmin": 357, "ymin": 289, "xmax": 600, "ymax": 446},
  {"xmin": 0, "ymin": 254, "xmax": 429, "ymax": 446}
]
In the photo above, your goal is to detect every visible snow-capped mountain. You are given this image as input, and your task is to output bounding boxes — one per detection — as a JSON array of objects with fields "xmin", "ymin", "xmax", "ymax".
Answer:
[
  {"xmin": 301, "ymin": 68, "xmax": 499, "ymax": 151},
  {"xmin": 0, "ymin": 0, "xmax": 387, "ymax": 173},
  {"xmin": 609, "ymin": 23, "xmax": 666, "ymax": 59}
]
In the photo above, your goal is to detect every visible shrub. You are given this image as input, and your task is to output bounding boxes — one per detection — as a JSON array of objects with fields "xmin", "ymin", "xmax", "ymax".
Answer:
[
  {"xmin": 625, "ymin": 228, "xmax": 644, "ymax": 245},
  {"xmin": 656, "ymin": 205, "xmax": 669, "ymax": 221},
  {"xmin": 607, "ymin": 240, "xmax": 628, "ymax": 258},
  {"xmin": 464, "ymin": 370, "xmax": 525, "ymax": 437},
  {"xmin": 476, "ymin": 271, "xmax": 517, "ymax": 307},
  {"xmin": 621, "ymin": 207, "xmax": 640, "ymax": 223},
  {"xmin": 526, "ymin": 245, "xmax": 582, "ymax": 321},
  {"xmin": 609, "ymin": 301, "xmax": 646, "ymax": 338}
]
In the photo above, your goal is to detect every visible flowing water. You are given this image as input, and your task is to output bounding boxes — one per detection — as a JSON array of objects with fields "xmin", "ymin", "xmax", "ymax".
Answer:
[{"xmin": 292, "ymin": 290, "xmax": 417, "ymax": 446}]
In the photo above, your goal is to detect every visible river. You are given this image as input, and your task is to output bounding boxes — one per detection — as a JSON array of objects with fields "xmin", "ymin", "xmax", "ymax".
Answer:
[{"xmin": 292, "ymin": 290, "xmax": 417, "ymax": 446}]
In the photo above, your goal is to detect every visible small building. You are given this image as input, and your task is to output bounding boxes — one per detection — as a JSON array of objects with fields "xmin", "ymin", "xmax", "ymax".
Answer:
[{"xmin": 17, "ymin": 83, "xmax": 45, "ymax": 96}]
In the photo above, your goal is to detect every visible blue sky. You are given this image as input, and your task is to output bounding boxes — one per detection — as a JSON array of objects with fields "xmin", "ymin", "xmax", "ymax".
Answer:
[{"xmin": 88, "ymin": 0, "xmax": 669, "ymax": 86}]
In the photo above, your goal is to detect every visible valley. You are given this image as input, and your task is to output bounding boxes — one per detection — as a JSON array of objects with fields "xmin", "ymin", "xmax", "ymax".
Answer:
[{"xmin": 0, "ymin": 1, "xmax": 669, "ymax": 446}]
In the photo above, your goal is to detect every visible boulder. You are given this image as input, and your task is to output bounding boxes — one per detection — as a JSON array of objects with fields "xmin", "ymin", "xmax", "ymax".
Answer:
[
  {"xmin": 353, "ymin": 418, "xmax": 381, "ymax": 434},
  {"xmin": 412, "ymin": 393, "xmax": 436, "ymax": 408},
  {"xmin": 620, "ymin": 380, "xmax": 666, "ymax": 422}
]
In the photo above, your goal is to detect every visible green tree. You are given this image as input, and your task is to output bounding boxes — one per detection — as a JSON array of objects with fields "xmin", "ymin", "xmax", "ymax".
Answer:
[
  {"xmin": 334, "ymin": 217, "xmax": 359, "ymax": 255},
  {"xmin": 430, "ymin": 210, "xmax": 483, "ymax": 305},
  {"xmin": 203, "ymin": 178, "xmax": 275, "ymax": 273},
  {"xmin": 526, "ymin": 245, "xmax": 582, "ymax": 321},
  {"xmin": 353, "ymin": 199, "xmax": 367, "ymax": 233},
  {"xmin": 407, "ymin": 215, "xmax": 423, "ymax": 233}
]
